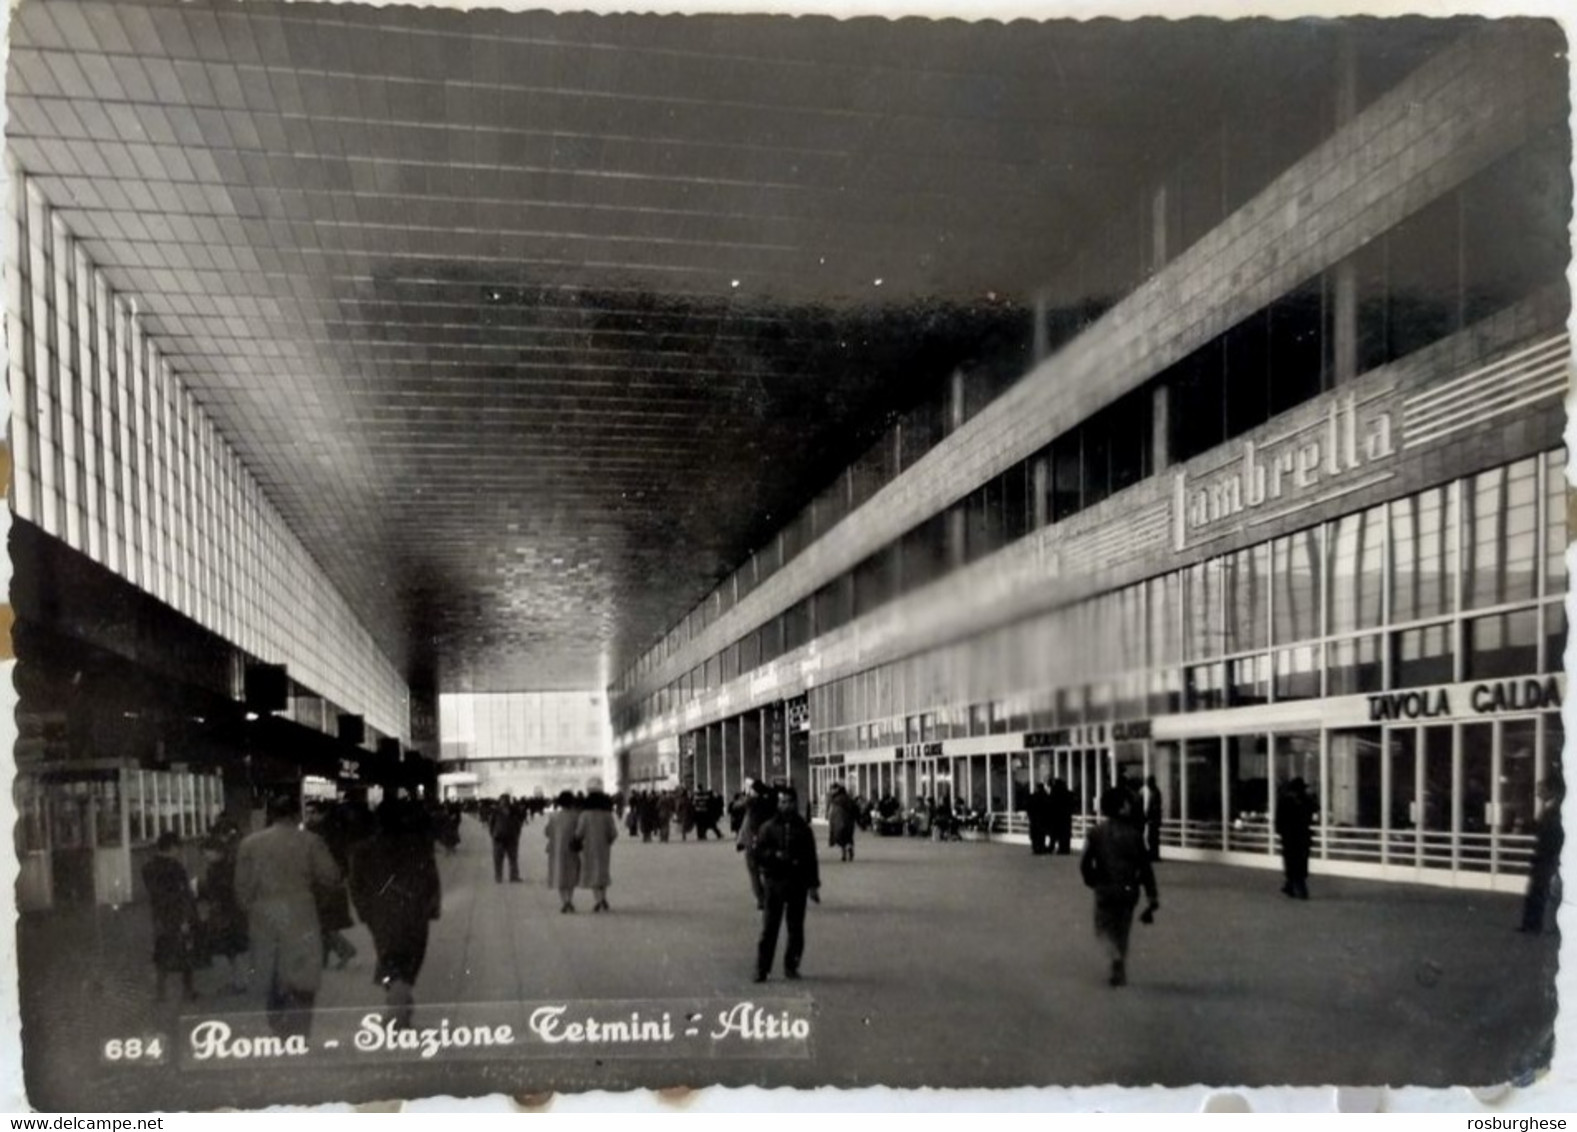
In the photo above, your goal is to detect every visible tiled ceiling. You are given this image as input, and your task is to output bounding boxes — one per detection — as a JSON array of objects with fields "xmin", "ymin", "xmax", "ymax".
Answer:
[{"xmin": 4, "ymin": 0, "xmax": 1468, "ymax": 693}]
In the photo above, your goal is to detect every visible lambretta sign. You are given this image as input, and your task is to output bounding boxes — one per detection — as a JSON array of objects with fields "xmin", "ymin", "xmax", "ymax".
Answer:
[{"xmin": 1172, "ymin": 392, "xmax": 1396, "ymax": 551}]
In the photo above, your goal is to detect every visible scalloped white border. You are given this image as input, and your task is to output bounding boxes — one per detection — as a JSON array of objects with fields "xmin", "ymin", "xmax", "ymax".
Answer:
[{"xmin": 0, "ymin": 0, "xmax": 1572, "ymax": 1113}]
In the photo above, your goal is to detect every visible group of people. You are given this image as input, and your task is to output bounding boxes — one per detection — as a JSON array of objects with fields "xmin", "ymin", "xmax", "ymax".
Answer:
[
  {"xmin": 543, "ymin": 788, "xmax": 620, "ymax": 913},
  {"xmin": 143, "ymin": 792, "xmax": 444, "ymax": 1037},
  {"xmin": 482, "ymin": 787, "xmax": 623, "ymax": 912},
  {"xmin": 625, "ymin": 787, "xmax": 725, "ymax": 843},
  {"xmin": 1025, "ymin": 780, "xmax": 1078, "ymax": 856}
]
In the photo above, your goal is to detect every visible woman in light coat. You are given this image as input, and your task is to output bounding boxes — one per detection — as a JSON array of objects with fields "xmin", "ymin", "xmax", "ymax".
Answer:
[
  {"xmin": 545, "ymin": 791, "xmax": 582, "ymax": 913},
  {"xmin": 575, "ymin": 788, "xmax": 620, "ymax": 913}
]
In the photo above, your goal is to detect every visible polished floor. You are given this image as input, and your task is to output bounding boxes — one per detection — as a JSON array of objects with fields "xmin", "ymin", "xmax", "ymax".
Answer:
[{"xmin": 16, "ymin": 815, "xmax": 1560, "ymax": 1110}]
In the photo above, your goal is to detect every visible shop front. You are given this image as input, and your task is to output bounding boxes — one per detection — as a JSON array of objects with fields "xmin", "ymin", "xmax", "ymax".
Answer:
[
  {"xmin": 16, "ymin": 761, "xmax": 227, "ymax": 911},
  {"xmin": 1151, "ymin": 674, "xmax": 1562, "ymax": 890}
]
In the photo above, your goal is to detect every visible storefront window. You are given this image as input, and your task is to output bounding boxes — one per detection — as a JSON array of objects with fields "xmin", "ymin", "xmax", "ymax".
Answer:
[
  {"xmin": 1464, "ymin": 608, "xmax": 1539, "ymax": 679},
  {"xmin": 1184, "ymin": 737, "xmax": 1223, "ymax": 846},
  {"xmin": 1461, "ymin": 721, "xmax": 1493, "ymax": 872},
  {"xmin": 969, "ymin": 754, "xmax": 988, "ymax": 810},
  {"xmin": 1153, "ymin": 741, "xmax": 1181, "ymax": 846},
  {"xmin": 1387, "ymin": 728, "xmax": 1419, "ymax": 867},
  {"xmin": 1273, "ymin": 732, "xmax": 1321, "ymax": 794},
  {"xmin": 1500, "ymin": 717, "xmax": 1540, "ymax": 849},
  {"xmin": 1420, "ymin": 726, "xmax": 1453, "ymax": 868},
  {"xmin": 1327, "ymin": 727, "xmax": 1382, "ymax": 861},
  {"xmin": 1390, "ymin": 484, "xmax": 1457, "ymax": 623},
  {"xmin": 1391, "ymin": 623, "xmax": 1454, "ymax": 688},
  {"xmin": 1226, "ymin": 734, "xmax": 1270, "ymax": 853},
  {"xmin": 1464, "ymin": 459, "xmax": 1538, "ymax": 610},
  {"xmin": 1010, "ymin": 754, "xmax": 1031, "ymax": 811},
  {"xmin": 1327, "ymin": 635, "xmax": 1382, "ymax": 695}
]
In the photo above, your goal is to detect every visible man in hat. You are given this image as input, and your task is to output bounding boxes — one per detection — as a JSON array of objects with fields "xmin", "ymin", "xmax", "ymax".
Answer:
[
  {"xmin": 752, "ymin": 784, "xmax": 820, "ymax": 982},
  {"xmin": 1275, "ymin": 777, "xmax": 1316, "ymax": 900}
]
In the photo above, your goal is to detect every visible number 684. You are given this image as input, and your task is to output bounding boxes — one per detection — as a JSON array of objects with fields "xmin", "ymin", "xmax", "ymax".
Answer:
[{"xmin": 102, "ymin": 1036, "xmax": 164, "ymax": 1063}]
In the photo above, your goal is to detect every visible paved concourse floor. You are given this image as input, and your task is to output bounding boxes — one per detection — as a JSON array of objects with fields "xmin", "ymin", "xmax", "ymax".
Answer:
[{"xmin": 17, "ymin": 815, "xmax": 1559, "ymax": 1110}]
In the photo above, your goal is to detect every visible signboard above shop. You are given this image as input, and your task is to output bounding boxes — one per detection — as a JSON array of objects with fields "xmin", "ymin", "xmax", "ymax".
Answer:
[{"xmin": 1153, "ymin": 674, "xmax": 1567, "ymax": 741}]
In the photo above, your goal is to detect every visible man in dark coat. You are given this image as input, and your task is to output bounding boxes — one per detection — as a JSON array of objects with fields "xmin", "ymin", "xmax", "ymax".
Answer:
[
  {"xmin": 1275, "ymin": 777, "xmax": 1316, "ymax": 900},
  {"xmin": 1049, "ymin": 779, "xmax": 1075, "ymax": 855},
  {"xmin": 350, "ymin": 798, "xmax": 441, "ymax": 1029},
  {"xmin": 490, "ymin": 794, "xmax": 524, "ymax": 883},
  {"xmin": 1520, "ymin": 775, "xmax": 1564, "ymax": 934},
  {"xmin": 1080, "ymin": 788, "xmax": 1159, "ymax": 987},
  {"xmin": 1027, "ymin": 782, "xmax": 1051, "ymax": 855},
  {"xmin": 753, "ymin": 786, "xmax": 821, "ymax": 982}
]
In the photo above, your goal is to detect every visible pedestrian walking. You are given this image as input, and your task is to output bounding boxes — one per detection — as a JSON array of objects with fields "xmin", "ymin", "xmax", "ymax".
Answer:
[
  {"xmin": 143, "ymin": 831, "xmax": 199, "ymax": 1003},
  {"xmin": 753, "ymin": 786, "xmax": 821, "ymax": 982},
  {"xmin": 1080, "ymin": 787, "xmax": 1159, "ymax": 987},
  {"xmin": 1142, "ymin": 776, "xmax": 1164, "ymax": 863},
  {"xmin": 235, "ymin": 794, "xmax": 343, "ymax": 1038},
  {"xmin": 196, "ymin": 833, "xmax": 249, "ymax": 994},
  {"xmin": 545, "ymin": 791, "xmax": 583, "ymax": 913},
  {"xmin": 676, "ymin": 790, "xmax": 695, "ymax": 841},
  {"xmin": 656, "ymin": 791, "xmax": 675, "ymax": 843},
  {"xmin": 1520, "ymin": 774, "xmax": 1564, "ymax": 934},
  {"xmin": 576, "ymin": 782, "xmax": 620, "ymax": 912},
  {"xmin": 307, "ymin": 802, "xmax": 360, "ymax": 969},
  {"xmin": 490, "ymin": 794, "xmax": 524, "ymax": 883},
  {"xmin": 826, "ymin": 782, "xmax": 858, "ymax": 862},
  {"xmin": 1275, "ymin": 777, "xmax": 1315, "ymax": 900},
  {"xmin": 350, "ymin": 797, "xmax": 441, "ymax": 1030},
  {"xmin": 737, "ymin": 779, "xmax": 775, "ymax": 909}
]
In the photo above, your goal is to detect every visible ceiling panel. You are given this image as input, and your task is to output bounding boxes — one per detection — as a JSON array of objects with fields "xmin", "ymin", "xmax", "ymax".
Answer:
[{"xmin": 6, "ymin": 0, "xmax": 1472, "ymax": 694}]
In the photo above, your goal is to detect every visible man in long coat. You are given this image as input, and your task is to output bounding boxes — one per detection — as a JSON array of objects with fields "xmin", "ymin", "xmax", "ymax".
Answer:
[
  {"xmin": 236, "ymin": 794, "xmax": 343, "ymax": 1038},
  {"xmin": 1275, "ymin": 777, "xmax": 1316, "ymax": 900},
  {"xmin": 350, "ymin": 797, "xmax": 440, "ymax": 1029}
]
